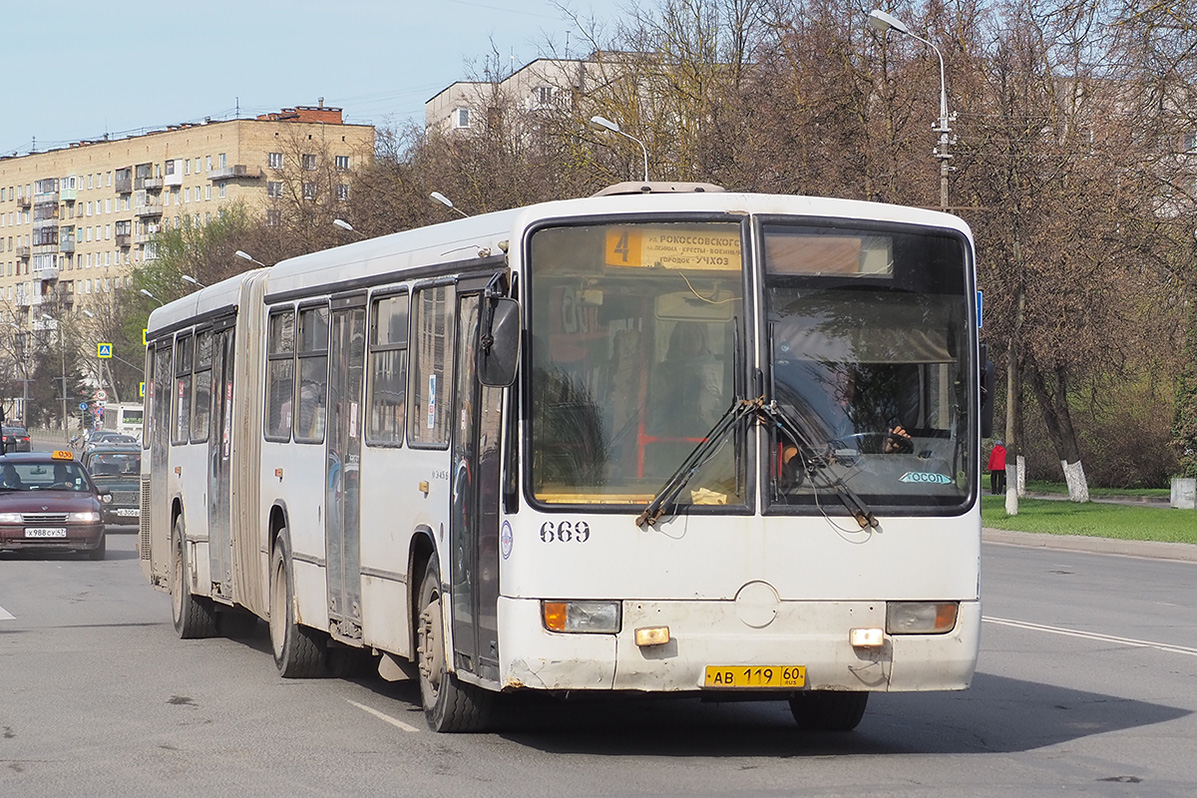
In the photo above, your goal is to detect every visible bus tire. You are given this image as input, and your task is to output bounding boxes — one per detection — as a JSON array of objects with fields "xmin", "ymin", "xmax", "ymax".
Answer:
[
  {"xmin": 788, "ymin": 691, "xmax": 869, "ymax": 731},
  {"xmin": 416, "ymin": 554, "xmax": 492, "ymax": 732},
  {"xmin": 171, "ymin": 517, "xmax": 217, "ymax": 639},
  {"xmin": 269, "ymin": 528, "xmax": 326, "ymax": 678}
]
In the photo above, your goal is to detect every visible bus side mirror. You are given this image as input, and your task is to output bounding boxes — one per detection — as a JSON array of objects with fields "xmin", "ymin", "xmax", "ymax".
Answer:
[
  {"xmin": 478, "ymin": 297, "xmax": 521, "ymax": 387},
  {"xmin": 979, "ymin": 342, "xmax": 995, "ymax": 439}
]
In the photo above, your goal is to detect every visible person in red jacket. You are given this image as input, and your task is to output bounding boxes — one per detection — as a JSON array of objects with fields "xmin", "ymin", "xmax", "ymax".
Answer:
[{"xmin": 988, "ymin": 440, "xmax": 1007, "ymax": 495}]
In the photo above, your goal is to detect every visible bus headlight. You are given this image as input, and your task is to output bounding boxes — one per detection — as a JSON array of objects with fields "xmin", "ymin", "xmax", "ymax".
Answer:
[
  {"xmin": 886, "ymin": 602, "xmax": 959, "ymax": 634},
  {"xmin": 67, "ymin": 511, "xmax": 102, "ymax": 523},
  {"xmin": 542, "ymin": 600, "xmax": 621, "ymax": 634}
]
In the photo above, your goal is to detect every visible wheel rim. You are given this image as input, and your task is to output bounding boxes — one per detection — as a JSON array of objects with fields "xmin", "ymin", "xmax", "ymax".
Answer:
[
  {"xmin": 270, "ymin": 555, "xmax": 286, "ymax": 660},
  {"xmin": 418, "ymin": 594, "xmax": 443, "ymax": 703}
]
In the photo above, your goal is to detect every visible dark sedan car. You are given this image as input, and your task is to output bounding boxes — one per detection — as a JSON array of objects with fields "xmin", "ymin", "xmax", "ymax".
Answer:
[
  {"xmin": 80, "ymin": 445, "xmax": 141, "ymax": 525},
  {"xmin": 2, "ymin": 425, "xmax": 32, "ymax": 453},
  {"xmin": 0, "ymin": 451, "xmax": 107, "ymax": 559}
]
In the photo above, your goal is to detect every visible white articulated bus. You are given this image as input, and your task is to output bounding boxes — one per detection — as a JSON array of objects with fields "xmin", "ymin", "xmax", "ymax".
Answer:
[{"xmin": 140, "ymin": 183, "xmax": 991, "ymax": 732}]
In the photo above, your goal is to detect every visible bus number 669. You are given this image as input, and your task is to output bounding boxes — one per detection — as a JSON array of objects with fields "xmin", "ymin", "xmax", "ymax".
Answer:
[{"xmin": 539, "ymin": 520, "xmax": 591, "ymax": 543}]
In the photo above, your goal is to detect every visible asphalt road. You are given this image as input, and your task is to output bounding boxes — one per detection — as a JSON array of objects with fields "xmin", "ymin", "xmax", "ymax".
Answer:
[{"xmin": 2, "ymin": 530, "xmax": 1195, "ymax": 797}]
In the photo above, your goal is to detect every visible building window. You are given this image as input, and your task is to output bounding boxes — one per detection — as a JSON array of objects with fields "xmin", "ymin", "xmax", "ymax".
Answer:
[
  {"xmin": 336, "ymin": 184, "xmax": 349, "ymax": 201},
  {"xmin": 205, "ymin": 186, "xmax": 212, "ymax": 201},
  {"xmin": 268, "ymin": 152, "xmax": 284, "ymax": 169},
  {"xmin": 267, "ymin": 182, "xmax": 283, "ymax": 198},
  {"xmin": 219, "ymin": 184, "xmax": 226, "ymax": 199},
  {"xmin": 206, "ymin": 156, "xmax": 213, "ymax": 172},
  {"xmin": 334, "ymin": 155, "xmax": 350, "ymax": 171},
  {"xmin": 219, "ymin": 153, "xmax": 227, "ymax": 168},
  {"xmin": 266, "ymin": 210, "xmax": 281, "ymax": 227},
  {"xmin": 1185, "ymin": 132, "xmax": 1197, "ymax": 152},
  {"xmin": 453, "ymin": 108, "xmax": 471, "ymax": 129},
  {"xmin": 302, "ymin": 182, "xmax": 317, "ymax": 200},
  {"xmin": 185, "ymin": 160, "xmax": 190, "ymax": 176},
  {"xmin": 301, "ymin": 154, "xmax": 318, "ymax": 171}
]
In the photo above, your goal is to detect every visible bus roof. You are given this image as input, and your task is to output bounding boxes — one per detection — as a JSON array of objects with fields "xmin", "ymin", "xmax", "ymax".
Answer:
[{"xmin": 147, "ymin": 190, "xmax": 972, "ymax": 335}]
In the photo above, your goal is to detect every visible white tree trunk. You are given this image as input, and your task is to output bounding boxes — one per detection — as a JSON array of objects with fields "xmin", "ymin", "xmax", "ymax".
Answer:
[
  {"xmin": 1004, "ymin": 460, "xmax": 1019, "ymax": 515},
  {"xmin": 1016, "ymin": 455, "xmax": 1026, "ymax": 497},
  {"xmin": 1062, "ymin": 459, "xmax": 1089, "ymax": 502}
]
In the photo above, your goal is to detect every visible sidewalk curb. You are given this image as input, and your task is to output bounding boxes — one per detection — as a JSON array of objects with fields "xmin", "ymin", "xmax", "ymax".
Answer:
[{"xmin": 983, "ymin": 528, "xmax": 1197, "ymax": 563}]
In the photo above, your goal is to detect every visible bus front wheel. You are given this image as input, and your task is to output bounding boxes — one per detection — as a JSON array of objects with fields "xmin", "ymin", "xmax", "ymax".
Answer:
[
  {"xmin": 788, "ymin": 691, "xmax": 869, "ymax": 731},
  {"xmin": 416, "ymin": 554, "xmax": 492, "ymax": 732},
  {"xmin": 269, "ymin": 528, "xmax": 327, "ymax": 678},
  {"xmin": 171, "ymin": 517, "xmax": 216, "ymax": 639}
]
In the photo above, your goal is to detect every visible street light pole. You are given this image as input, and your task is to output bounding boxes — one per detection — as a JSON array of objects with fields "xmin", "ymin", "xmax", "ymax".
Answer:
[
  {"xmin": 868, "ymin": 9, "xmax": 955, "ymax": 210},
  {"xmin": 42, "ymin": 313, "xmax": 68, "ymax": 433}
]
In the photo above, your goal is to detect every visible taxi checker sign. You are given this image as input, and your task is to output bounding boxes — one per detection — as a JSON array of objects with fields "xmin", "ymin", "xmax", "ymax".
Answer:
[{"xmin": 97, "ymin": 342, "xmax": 113, "ymax": 358}]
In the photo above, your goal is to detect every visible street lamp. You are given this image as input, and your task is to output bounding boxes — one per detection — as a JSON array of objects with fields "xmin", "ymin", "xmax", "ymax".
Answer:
[
  {"xmin": 181, "ymin": 274, "xmax": 206, "ymax": 288},
  {"xmin": 333, "ymin": 218, "xmax": 355, "ymax": 232},
  {"xmin": 429, "ymin": 192, "xmax": 469, "ymax": 219},
  {"xmin": 589, "ymin": 115, "xmax": 650, "ymax": 183},
  {"xmin": 235, "ymin": 250, "xmax": 267, "ymax": 268},
  {"xmin": 867, "ymin": 9, "xmax": 954, "ymax": 210},
  {"xmin": 41, "ymin": 313, "xmax": 68, "ymax": 433},
  {"xmin": 139, "ymin": 288, "xmax": 164, "ymax": 307}
]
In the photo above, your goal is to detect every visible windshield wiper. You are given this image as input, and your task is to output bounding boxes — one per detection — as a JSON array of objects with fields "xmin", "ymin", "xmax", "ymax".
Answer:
[
  {"xmin": 757, "ymin": 400, "xmax": 878, "ymax": 530},
  {"xmin": 635, "ymin": 397, "xmax": 879, "ymax": 530},
  {"xmin": 635, "ymin": 398, "xmax": 757, "ymax": 528}
]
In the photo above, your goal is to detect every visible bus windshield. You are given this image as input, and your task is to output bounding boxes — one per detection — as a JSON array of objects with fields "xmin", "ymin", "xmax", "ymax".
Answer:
[
  {"xmin": 527, "ymin": 218, "xmax": 975, "ymax": 513},
  {"xmin": 528, "ymin": 221, "xmax": 746, "ymax": 507},
  {"xmin": 763, "ymin": 222, "xmax": 973, "ymax": 511}
]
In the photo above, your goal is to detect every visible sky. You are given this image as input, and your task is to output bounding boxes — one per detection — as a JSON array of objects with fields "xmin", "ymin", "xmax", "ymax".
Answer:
[{"xmin": 1, "ymin": 0, "xmax": 619, "ymax": 157}]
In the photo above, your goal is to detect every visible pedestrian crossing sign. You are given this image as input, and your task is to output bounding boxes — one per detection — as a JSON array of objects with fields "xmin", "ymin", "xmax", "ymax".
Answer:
[{"xmin": 97, "ymin": 343, "xmax": 113, "ymax": 358}]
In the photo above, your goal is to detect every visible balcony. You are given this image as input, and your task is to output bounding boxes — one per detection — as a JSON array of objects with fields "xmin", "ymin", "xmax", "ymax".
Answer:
[
  {"xmin": 209, "ymin": 164, "xmax": 262, "ymax": 181},
  {"xmin": 34, "ymin": 191, "xmax": 59, "ymax": 205},
  {"xmin": 163, "ymin": 171, "xmax": 182, "ymax": 188},
  {"xmin": 61, "ymin": 238, "xmax": 76, "ymax": 254},
  {"xmin": 15, "ymin": 245, "xmax": 30, "ymax": 259},
  {"xmin": 134, "ymin": 231, "xmax": 156, "ymax": 245},
  {"xmin": 17, "ymin": 195, "xmax": 31, "ymax": 209},
  {"xmin": 135, "ymin": 176, "xmax": 164, "ymax": 191},
  {"xmin": 60, "ymin": 187, "xmax": 77, "ymax": 202},
  {"xmin": 115, "ymin": 177, "xmax": 133, "ymax": 194},
  {"xmin": 32, "ymin": 217, "xmax": 60, "ymax": 230},
  {"xmin": 134, "ymin": 202, "xmax": 163, "ymax": 217},
  {"xmin": 115, "ymin": 233, "xmax": 131, "ymax": 248},
  {"xmin": 33, "ymin": 264, "xmax": 59, "ymax": 282}
]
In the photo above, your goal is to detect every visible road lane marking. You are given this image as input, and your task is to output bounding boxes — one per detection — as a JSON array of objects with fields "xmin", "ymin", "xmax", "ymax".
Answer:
[
  {"xmin": 346, "ymin": 699, "xmax": 420, "ymax": 733},
  {"xmin": 984, "ymin": 616, "xmax": 1197, "ymax": 658},
  {"xmin": 0, "ymin": 604, "xmax": 13, "ymax": 621}
]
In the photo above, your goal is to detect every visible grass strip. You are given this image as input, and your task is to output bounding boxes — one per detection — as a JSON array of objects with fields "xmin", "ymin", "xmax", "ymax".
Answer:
[{"xmin": 981, "ymin": 496, "xmax": 1197, "ymax": 545}]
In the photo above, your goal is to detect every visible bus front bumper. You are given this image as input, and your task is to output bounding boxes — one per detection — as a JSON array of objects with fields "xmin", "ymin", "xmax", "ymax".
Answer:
[{"xmin": 495, "ymin": 598, "xmax": 980, "ymax": 694}]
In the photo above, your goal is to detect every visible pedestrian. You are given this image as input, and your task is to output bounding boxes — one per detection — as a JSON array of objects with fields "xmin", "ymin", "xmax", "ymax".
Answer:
[{"xmin": 988, "ymin": 439, "xmax": 1007, "ymax": 495}]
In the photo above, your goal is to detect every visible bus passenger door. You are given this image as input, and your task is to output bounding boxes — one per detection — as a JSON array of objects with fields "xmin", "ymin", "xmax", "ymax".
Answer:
[
  {"xmin": 146, "ymin": 341, "xmax": 174, "ymax": 581},
  {"xmin": 207, "ymin": 322, "xmax": 235, "ymax": 600},
  {"xmin": 325, "ymin": 297, "xmax": 366, "ymax": 640},
  {"xmin": 451, "ymin": 293, "xmax": 501, "ymax": 682}
]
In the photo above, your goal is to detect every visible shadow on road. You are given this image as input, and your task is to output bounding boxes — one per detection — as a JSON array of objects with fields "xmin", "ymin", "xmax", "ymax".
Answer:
[{"xmin": 354, "ymin": 669, "xmax": 1189, "ymax": 757}]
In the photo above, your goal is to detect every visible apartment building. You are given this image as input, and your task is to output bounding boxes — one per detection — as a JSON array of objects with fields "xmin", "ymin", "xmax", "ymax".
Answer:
[
  {"xmin": 426, "ymin": 58, "xmax": 594, "ymax": 134},
  {"xmin": 0, "ymin": 104, "xmax": 374, "ymax": 329}
]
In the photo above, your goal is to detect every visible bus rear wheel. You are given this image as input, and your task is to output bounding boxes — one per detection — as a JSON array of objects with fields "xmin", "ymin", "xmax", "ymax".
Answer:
[
  {"xmin": 269, "ymin": 528, "xmax": 326, "ymax": 678},
  {"xmin": 416, "ymin": 554, "xmax": 492, "ymax": 732},
  {"xmin": 788, "ymin": 691, "xmax": 869, "ymax": 731},
  {"xmin": 171, "ymin": 517, "xmax": 216, "ymax": 639}
]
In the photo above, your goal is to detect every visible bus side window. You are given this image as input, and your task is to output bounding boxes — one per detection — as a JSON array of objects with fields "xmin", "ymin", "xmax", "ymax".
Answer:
[
  {"xmin": 265, "ymin": 309, "xmax": 296, "ymax": 441},
  {"xmin": 366, "ymin": 292, "xmax": 409, "ymax": 446}
]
